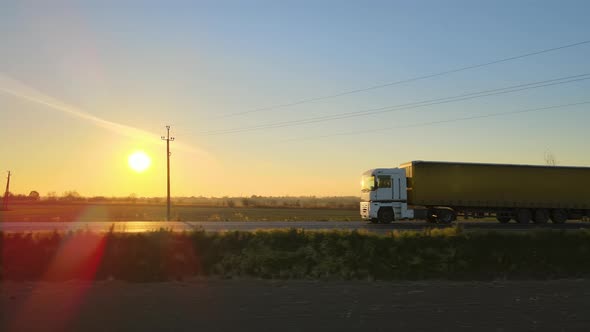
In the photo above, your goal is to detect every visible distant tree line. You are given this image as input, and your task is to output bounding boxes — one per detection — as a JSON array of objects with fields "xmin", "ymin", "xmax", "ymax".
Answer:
[
  {"xmin": 11, "ymin": 191, "xmax": 359, "ymax": 209},
  {"xmin": 174, "ymin": 195, "xmax": 360, "ymax": 209},
  {"xmin": 3, "ymin": 191, "xmax": 40, "ymax": 202}
]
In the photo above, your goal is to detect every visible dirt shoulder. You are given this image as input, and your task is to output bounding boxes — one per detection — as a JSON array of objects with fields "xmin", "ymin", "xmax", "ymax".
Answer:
[{"xmin": 2, "ymin": 279, "xmax": 589, "ymax": 332}]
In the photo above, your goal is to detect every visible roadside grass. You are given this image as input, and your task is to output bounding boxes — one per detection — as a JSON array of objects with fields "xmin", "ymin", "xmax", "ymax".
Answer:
[{"xmin": 1, "ymin": 227, "xmax": 589, "ymax": 281}]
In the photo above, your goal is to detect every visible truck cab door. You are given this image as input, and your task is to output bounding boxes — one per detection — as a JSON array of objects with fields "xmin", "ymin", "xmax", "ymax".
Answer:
[
  {"xmin": 374, "ymin": 175, "xmax": 393, "ymax": 201},
  {"xmin": 391, "ymin": 172, "xmax": 407, "ymax": 201}
]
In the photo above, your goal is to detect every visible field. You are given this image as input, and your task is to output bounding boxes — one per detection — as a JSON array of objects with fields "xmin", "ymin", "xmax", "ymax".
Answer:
[
  {"xmin": 0, "ymin": 202, "xmax": 359, "ymax": 222},
  {"xmin": 3, "ymin": 224, "xmax": 590, "ymax": 331}
]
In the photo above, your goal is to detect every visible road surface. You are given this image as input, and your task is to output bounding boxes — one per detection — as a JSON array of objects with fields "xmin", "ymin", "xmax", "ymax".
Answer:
[
  {"xmin": 1, "ymin": 220, "xmax": 589, "ymax": 233},
  {"xmin": 2, "ymin": 279, "xmax": 589, "ymax": 331}
]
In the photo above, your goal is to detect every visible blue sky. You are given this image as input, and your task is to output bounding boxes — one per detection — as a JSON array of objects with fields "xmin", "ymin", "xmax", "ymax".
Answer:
[{"xmin": 1, "ymin": 0, "xmax": 589, "ymax": 196}]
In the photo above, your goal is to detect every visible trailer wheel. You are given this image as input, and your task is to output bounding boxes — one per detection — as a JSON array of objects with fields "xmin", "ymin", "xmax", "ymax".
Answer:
[
  {"xmin": 436, "ymin": 209, "xmax": 455, "ymax": 224},
  {"xmin": 533, "ymin": 209, "xmax": 549, "ymax": 224},
  {"xmin": 515, "ymin": 209, "xmax": 531, "ymax": 224},
  {"xmin": 496, "ymin": 216, "xmax": 511, "ymax": 223},
  {"xmin": 551, "ymin": 209, "xmax": 567, "ymax": 224},
  {"xmin": 369, "ymin": 218, "xmax": 379, "ymax": 224},
  {"xmin": 377, "ymin": 208, "xmax": 394, "ymax": 224}
]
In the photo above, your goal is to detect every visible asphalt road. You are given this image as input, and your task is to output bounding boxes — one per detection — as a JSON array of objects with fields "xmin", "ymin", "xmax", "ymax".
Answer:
[
  {"xmin": 1, "ymin": 220, "xmax": 590, "ymax": 233},
  {"xmin": 2, "ymin": 279, "xmax": 590, "ymax": 331}
]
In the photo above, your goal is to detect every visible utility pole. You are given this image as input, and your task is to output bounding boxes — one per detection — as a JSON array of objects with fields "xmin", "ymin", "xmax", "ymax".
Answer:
[
  {"xmin": 161, "ymin": 126, "xmax": 174, "ymax": 221},
  {"xmin": 3, "ymin": 171, "xmax": 11, "ymax": 211}
]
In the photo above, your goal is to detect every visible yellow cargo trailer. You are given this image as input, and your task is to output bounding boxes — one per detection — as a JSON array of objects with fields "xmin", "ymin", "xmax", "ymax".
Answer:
[{"xmin": 400, "ymin": 161, "xmax": 590, "ymax": 210}]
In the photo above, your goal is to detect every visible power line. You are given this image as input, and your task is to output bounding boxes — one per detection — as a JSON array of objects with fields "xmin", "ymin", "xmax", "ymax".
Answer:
[
  {"xmin": 200, "ymin": 73, "xmax": 590, "ymax": 135},
  {"xmin": 203, "ymin": 74, "xmax": 590, "ymax": 134},
  {"xmin": 161, "ymin": 125, "xmax": 175, "ymax": 221},
  {"xmin": 214, "ymin": 39, "xmax": 590, "ymax": 119},
  {"xmin": 282, "ymin": 101, "xmax": 590, "ymax": 142}
]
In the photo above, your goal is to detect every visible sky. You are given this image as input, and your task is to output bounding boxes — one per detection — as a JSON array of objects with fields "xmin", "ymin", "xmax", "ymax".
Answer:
[{"xmin": 1, "ymin": 0, "xmax": 589, "ymax": 197}]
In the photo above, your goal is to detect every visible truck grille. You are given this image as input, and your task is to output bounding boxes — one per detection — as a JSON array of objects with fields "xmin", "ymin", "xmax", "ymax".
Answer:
[{"xmin": 360, "ymin": 202, "xmax": 369, "ymax": 218}]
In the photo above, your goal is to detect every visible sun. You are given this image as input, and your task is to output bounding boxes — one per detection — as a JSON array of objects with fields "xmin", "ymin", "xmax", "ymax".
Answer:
[{"xmin": 128, "ymin": 151, "xmax": 151, "ymax": 173}]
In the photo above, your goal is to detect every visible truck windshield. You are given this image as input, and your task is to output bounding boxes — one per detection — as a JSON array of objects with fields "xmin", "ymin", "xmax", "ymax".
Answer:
[{"xmin": 361, "ymin": 175, "xmax": 375, "ymax": 192}]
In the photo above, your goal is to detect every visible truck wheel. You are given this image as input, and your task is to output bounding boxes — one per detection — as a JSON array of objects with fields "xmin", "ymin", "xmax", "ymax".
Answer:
[
  {"xmin": 496, "ymin": 216, "xmax": 511, "ymax": 223},
  {"xmin": 436, "ymin": 209, "xmax": 455, "ymax": 224},
  {"xmin": 377, "ymin": 208, "xmax": 394, "ymax": 224},
  {"xmin": 551, "ymin": 209, "xmax": 567, "ymax": 224},
  {"xmin": 533, "ymin": 209, "xmax": 549, "ymax": 224},
  {"xmin": 369, "ymin": 218, "xmax": 379, "ymax": 224},
  {"xmin": 515, "ymin": 209, "xmax": 531, "ymax": 224}
]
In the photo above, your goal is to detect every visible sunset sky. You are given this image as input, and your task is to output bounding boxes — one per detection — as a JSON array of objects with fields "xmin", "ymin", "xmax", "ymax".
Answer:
[{"xmin": 1, "ymin": 0, "xmax": 589, "ymax": 197}]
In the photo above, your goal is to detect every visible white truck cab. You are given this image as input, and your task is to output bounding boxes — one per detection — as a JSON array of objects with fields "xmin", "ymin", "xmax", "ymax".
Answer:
[{"xmin": 360, "ymin": 168, "xmax": 414, "ymax": 223}]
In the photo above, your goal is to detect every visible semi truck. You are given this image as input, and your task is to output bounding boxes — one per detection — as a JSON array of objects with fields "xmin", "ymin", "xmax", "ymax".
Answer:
[{"xmin": 360, "ymin": 161, "xmax": 590, "ymax": 224}]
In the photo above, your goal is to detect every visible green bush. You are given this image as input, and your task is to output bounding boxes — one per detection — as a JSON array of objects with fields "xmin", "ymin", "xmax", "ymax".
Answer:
[{"xmin": 1, "ymin": 229, "xmax": 589, "ymax": 281}]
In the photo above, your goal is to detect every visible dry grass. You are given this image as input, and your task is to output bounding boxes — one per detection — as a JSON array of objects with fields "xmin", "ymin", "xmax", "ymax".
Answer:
[{"xmin": 1, "ymin": 228, "xmax": 589, "ymax": 281}]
